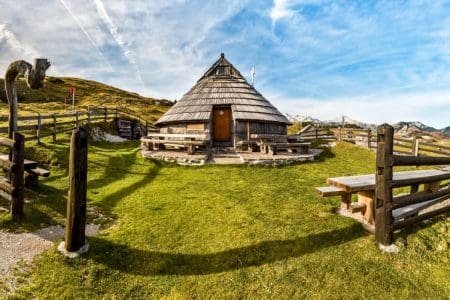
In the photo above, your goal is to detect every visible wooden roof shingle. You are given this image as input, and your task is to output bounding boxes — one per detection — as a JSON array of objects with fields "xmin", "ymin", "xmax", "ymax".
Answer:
[{"xmin": 155, "ymin": 53, "xmax": 290, "ymax": 126}]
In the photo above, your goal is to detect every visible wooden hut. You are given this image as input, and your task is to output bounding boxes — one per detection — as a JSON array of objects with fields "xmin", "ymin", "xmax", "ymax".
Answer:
[{"xmin": 155, "ymin": 53, "xmax": 290, "ymax": 147}]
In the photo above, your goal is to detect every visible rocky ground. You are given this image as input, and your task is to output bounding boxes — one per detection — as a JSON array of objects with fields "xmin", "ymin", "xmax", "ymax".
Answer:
[{"xmin": 0, "ymin": 224, "xmax": 99, "ymax": 293}]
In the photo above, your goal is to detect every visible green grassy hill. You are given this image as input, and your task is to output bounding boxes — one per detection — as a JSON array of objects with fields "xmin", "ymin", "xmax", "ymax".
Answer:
[{"xmin": 0, "ymin": 77, "xmax": 172, "ymax": 123}]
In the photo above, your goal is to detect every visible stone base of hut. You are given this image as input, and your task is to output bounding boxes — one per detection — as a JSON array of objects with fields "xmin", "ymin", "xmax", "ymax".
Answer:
[{"xmin": 141, "ymin": 147, "xmax": 322, "ymax": 166}]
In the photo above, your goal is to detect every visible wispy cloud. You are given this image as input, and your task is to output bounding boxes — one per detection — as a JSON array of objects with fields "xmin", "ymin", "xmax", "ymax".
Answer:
[
  {"xmin": 58, "ymin": 0, "xmax": 112, "ymax": 70},
  {"xmin": 92, "ymin": 0, "xmax": 144, "ymax": 86},
  {"xmin": 0, "ymin": 0, "xmax": 449, "ymax": 127},
  {"xmin": 270, "ymin": 0, "xmax": 294, "ymax": 24},
  {"xmin": 0, "ymin": 24, "xmax": 40, "ymax": 58}
]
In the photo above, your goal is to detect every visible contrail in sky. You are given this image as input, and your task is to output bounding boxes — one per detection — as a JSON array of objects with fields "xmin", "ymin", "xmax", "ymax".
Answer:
[
  {"xmin": 58, "ymin": 0, "xmax": 112, "ymax": 70},
  {"xmin": 92, "ymin": 0, "xmax": 145, "ymax": 86}
]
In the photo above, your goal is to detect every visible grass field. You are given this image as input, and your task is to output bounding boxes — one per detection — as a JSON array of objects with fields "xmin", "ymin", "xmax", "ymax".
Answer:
[{"xmin": 0, "ymin": 138, "xmax": 448, "ymax": 299}]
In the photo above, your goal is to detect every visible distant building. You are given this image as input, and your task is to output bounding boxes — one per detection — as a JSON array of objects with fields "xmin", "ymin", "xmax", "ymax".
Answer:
[{"xmin": 155, "ymin": 53, "xmax": 290, "ymax": 147}]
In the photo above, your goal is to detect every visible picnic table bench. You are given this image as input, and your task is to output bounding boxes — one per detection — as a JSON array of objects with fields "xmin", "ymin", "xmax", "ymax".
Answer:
[
  {"xmin": 316, "ymin": 169, "xmax": 449, "ymax": 225},
  {"xmin": 141, "ymin": 133, "xmax": 210, "ymax": 155},
  {"xmin": 249, "ymin": 134, "xmax": 310, "ymax": 155},
  {"xmin": 0, "ymin": 153, "xmax": 50, "ymax": 188},
  {"xmin": 260, "ymin": 142, "xmax": 310, "ymax": 155}
]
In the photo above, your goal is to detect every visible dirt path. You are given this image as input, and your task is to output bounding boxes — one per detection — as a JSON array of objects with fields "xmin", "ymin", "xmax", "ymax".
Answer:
[{"xmin": 0, "ymin": 224, "xmax": 99, "ymax": 292}]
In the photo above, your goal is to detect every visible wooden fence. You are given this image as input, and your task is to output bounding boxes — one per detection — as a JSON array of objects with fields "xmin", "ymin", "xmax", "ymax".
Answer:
[
  {"xmin": 0, "ymin": 133, "xmax": 24, "ymax": 219},
  {"xmin": 0, "ymin": 106, "xmax": 155, "ymax": 143},
  {"xmin": 337, "ymin": 127, "xmax": 450, "ymax": 156},
  {"xmin": 290, "ymin": 126, "xmax": 336, "ymax": 143},
  {"xmin": 375, "ymin": 124, "xmax": 450, "ymax": 246}
]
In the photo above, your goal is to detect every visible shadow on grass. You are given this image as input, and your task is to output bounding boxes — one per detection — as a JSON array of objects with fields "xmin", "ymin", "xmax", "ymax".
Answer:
[
  {"xmin": 88, "ymin": 224, "xmax": 365, "ymax": 276},
  {"xmin": 88, "ymin": 149, "xmax": 162, "ymax": 216}
]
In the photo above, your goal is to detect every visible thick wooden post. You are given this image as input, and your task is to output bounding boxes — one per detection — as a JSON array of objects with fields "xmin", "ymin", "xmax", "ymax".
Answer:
[
  {"xmin": 338, "ymin": 126, "xmax": 342, "ymax": 141},
  {"xmin": 52, "ymin": 113, "xmax": 57, "ymax": 142},
  {"xmin": 65, "ymin": 127, "xmax": 88, "ymax": 252},
  {"xmin": 87, "ymin": 106, "xmax": 91, "ymax": 124},
  {"xmin": 75, "ymin": 111, "xmax": 79, "ymax": 128},
  {"xmin": 375, "ymin": 124, "xmax": 394, "ymax": 246},
  {"xmin": 145, "ymin": 120, "xmax": 148, "ymax": 136},
  {"xmin": 36, "ymin": 113, "xmax": 41, "ymax": 144},
  {"xmin": 11, "ymin": 132, "xmax": 24, "ymax": 219},
  {"xmin": 367, "ymin": 129, "xmax": 372, "ymax": 149}
]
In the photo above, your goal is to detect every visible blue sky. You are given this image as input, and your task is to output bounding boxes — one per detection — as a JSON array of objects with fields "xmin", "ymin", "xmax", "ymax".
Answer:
[{"xmin": 0, "ymin": 0, "xmax": 449, "ymax": 128}]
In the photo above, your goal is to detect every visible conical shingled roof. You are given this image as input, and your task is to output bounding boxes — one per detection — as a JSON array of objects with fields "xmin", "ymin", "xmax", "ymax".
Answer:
[{"xmin": 155, "ymin": 53, "xmax": 290, "ymax": 125}]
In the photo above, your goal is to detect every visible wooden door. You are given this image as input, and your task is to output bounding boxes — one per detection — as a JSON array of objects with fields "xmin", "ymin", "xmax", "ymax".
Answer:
[{"xmin": 213, "ymin": 107, "xmax": 232, "ymax": 141}]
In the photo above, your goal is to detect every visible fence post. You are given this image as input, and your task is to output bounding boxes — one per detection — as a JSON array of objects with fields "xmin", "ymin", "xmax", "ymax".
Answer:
[
  {"xmin": 64, "ymin": 127, "xmax": 88, "ymax": 252},
  {"xmin": 104, "ymin": 107, "xmax": 108, "ymax": 122},
  {"xmin": 145, "ymin": 120, "xmax": 148, "ymax": 136},
  {"xmin": 375, "ymin": 124, "xmax": 394, "ymax": 246},
  {"xmin": 115, "ymin": 107, "xmax": 118, "ymax": 119},
  {"xmin": 36, "ymin": 113, "xmax": 41, "ymax": 144},
  {"xmin": 87, "ymin": 106, "xmax": 91, "ymax": 124},
  {"xmin": 75, "ymin": 111, "xmax": 79, "ymax": 128},
  {"xmin": 367, "ymin": 129, "xmax": 372, "ymax": 149},
  {"xmin": 412, "ymin": 137, "xmax": 420, "ymax": 156},
  {"xmin": 338, "ymin": 126, "xmax": 342, "ymax": 141},
  {"xmin": 315, "ymin": 127, "xmax": 318, "ymax": 142},
  {"xmin": 52, "ymin": 113, "xmax": 57, "ymax": 142},
  {"xmin": 11, "ymin": 132, "xmax": 24, "ymax": 219}
]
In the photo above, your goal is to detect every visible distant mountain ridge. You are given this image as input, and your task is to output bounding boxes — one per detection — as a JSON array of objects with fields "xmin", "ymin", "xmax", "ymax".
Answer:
[{"xmin": 285, "ymin": 114, "xmax": 448, "ymax": 132}]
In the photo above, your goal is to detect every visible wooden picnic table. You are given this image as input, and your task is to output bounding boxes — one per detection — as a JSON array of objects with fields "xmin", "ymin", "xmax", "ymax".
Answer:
[{"xmin": 319, "ymin": 169, "xmax": 449, "ymax": 224}]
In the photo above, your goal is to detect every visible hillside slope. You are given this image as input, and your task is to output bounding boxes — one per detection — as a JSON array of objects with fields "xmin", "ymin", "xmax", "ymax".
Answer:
[{"xmin": 0, "ymin": 77, "xmax": 172, "ymax": 122}]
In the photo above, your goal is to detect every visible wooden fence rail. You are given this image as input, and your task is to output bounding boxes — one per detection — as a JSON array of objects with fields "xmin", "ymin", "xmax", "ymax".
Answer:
[
  {"xmin": 375, "ymin": 124, "xmax": 450, "ymax": 247},
  {"xmin": 337, "ymin": 127, "xmax": 450, "ymax": 157},
  {"xmin": 0, "ymin": 106, "xmax": 155, "ymax": 143}
]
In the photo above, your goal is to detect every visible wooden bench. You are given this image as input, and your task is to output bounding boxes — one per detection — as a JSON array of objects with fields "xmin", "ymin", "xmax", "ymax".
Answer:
[
  {"xmin": 260, "ymin": 142, "xmax": 310, "ymax": 155},
  {"xmin": 141, "ymin": 137, "xmax": 208, "ymax": 155},
  {"xmin": 236, "ymin": 140, "xmax": 258, "ymax": 152},
  {"xmin": 0, "ymin": 153, "xmax": 50, "ymax": 188}
]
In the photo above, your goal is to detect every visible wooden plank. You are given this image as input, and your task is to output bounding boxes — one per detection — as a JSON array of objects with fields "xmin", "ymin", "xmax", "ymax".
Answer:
[
  {"xmin": 393, "ymin": 188, "xmax": 450, "ymax": 209},
  {"xmin": 390, "ymin": 172, "xmax": 450, "ymax": 188},
  {"xmin": 315, "ymin": 186, "xmax": 346, "ymax": 197},
  {"xmin": 420, "ymin": 143, "xmax": 450, "ymax": 151},
  {"xmin": 327, "ymin": 170, "xmax": 450, "ymax": 193},
  {"xmin": 393, "ymin": 199, "xmax": 438, "ymax": 220},
  {"xmin": 393, "ymin": 204, "xmax": 450, "ymax": 230},
  {"xmin": 28, "ymin": 167, "xmax": 50, "ymax": 177},
  {"xmin": 418, "ymin": 147, "xmax": 450, "ymax": 156}
]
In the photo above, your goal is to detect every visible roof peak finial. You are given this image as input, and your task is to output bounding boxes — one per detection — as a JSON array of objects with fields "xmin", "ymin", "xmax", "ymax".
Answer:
[{"xmin": 220, "ymin": 52, "xmax": 225, "ymax": 59}]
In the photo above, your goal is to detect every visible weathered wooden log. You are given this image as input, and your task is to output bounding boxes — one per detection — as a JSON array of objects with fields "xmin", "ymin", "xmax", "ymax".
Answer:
[
  {"xmin": 375, "ymin": 124, "xmax": 394, "ymax": 246},
  {"xmin": 392, "ymin": 155, "xmax": 450, "ymax": 166},
  {"xmin": 65, "ymin": 127, "xmax": 88, "ymax": 252},
  {"xmin": 393, "ymin": 204, "xmax": 450, "ymax": 230},
  {"xmin": 390, "ymin": 173, "xmax": 450, "ymax": 188},
  {"xmin": 392, "ymin": 188, "xmax": 450, "ymax": 209},
  {"xmin": 4, "ymin": 59, "xmax": 50, "ymax": 139},
  {"xmin": 11, "ymin": 132, "xmax": 24, "ymax": 219}
]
